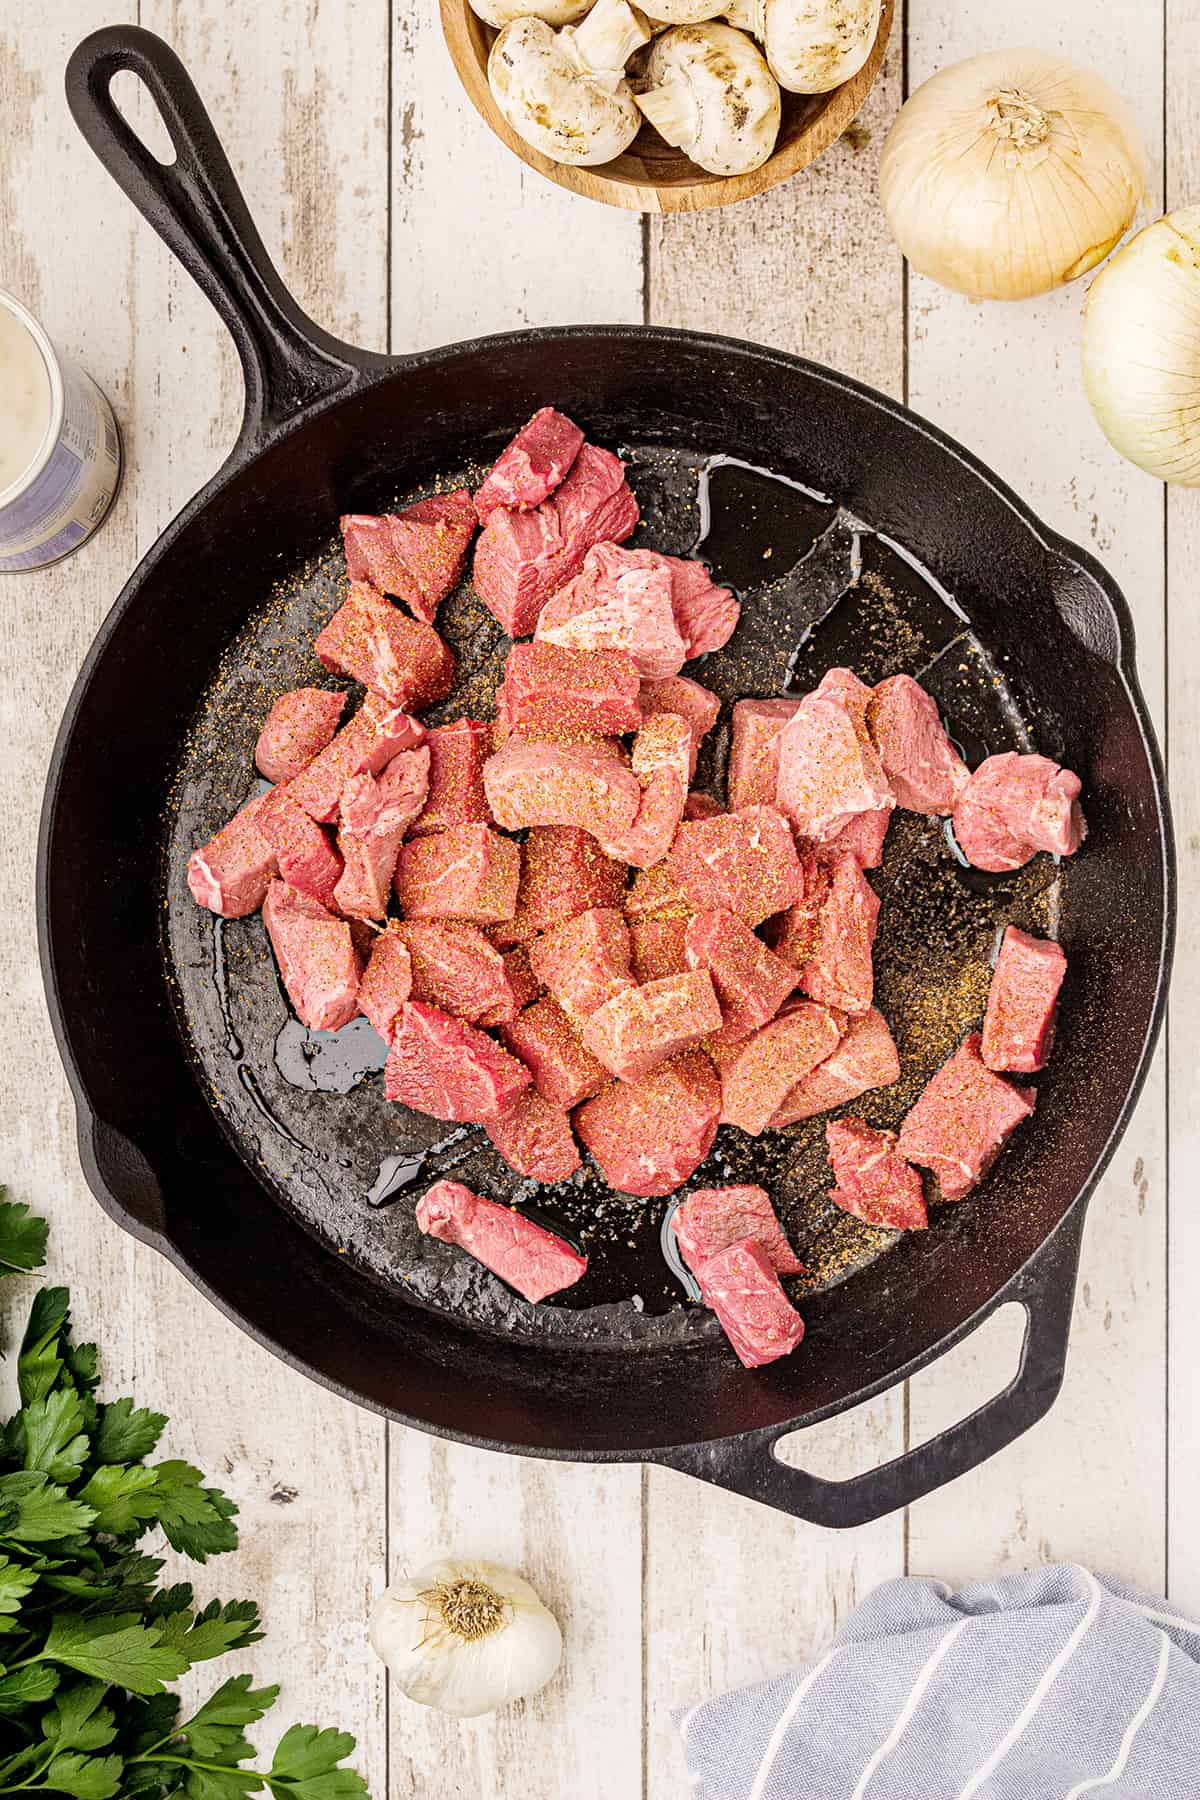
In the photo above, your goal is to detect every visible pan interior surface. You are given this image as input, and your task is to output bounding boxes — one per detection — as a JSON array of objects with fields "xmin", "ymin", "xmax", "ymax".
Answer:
[
  {"xmin": 47, "ymin": 331, "xmax": 1166, "ymax": 1451},
  {"xmin": 165, "ymin": 439, "xmax": 1064, "ymax": 1353}
]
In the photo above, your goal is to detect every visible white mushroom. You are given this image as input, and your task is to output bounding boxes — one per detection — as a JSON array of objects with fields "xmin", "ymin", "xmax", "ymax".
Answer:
[
  {"xmin": 489, "ymin": 0, "xmax": 651, "ymax": 167},
  {"xmin": 641, "ymin": 2, "xmax": 728, "ymax": 20},
  {"xmin": 724, "ymin": 0, "xmax": 881, "ymax": 95},
  {"xmin": 469, "ymin": 0, "xmax": 592, "ymax": 26},
  {"xmin": 633, "ymin": 23, "xmax": 781, "ymax": 175}
]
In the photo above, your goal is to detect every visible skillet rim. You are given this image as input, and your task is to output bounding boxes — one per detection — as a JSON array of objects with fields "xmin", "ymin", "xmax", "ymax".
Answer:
[{"xmin": 36, "ymin": 321, "xmax": 1176, "ymax": 1462}]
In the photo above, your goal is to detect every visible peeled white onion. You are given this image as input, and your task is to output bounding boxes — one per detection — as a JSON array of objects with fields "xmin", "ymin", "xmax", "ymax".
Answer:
[
  {"xmin": 880, "ymin": 48, "xmax": 1146, "ymax": 301},
  {"xmin": 1082, "ymin": 208, "xmax": 1200, "ymax": 484},
  {"xmin": 370, "ymin": 1558, "xmax": 562, "ymax": 1718}
]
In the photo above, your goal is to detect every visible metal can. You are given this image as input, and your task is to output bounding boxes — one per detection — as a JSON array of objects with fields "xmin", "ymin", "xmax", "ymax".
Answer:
[{"xmin": 0, "ymin": 289, "xmax": 122, "ymax": 572}]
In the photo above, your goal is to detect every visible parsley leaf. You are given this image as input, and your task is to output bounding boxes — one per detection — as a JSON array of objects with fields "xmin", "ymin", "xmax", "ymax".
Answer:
[
  {"xmin": 150, "ymin": 1464, "xmax": 239, "ymax": 1563},
  {"xmin": 0, "ymin": 1194, "xmax": 49, "ymax": 1276},
  {"xmin": 43, "ymin": 1679, "xmax": 118, "ymax": 1752},
  {"xmin": 44, "ymin": 1750, "xmax": 126, "ymax": 1799},
  {"xmin": 267, "ymin": 1724, "xmax": 368, "ymax": 1799},
  {"xmin": 40, "ymin": 1614, "xmax": 192, "ymax": 1696},
  {"xmin": 0, "ymin": 1664, "xmax": 61, "ymax": 1710},
  {"xmin": 0, "ymin": 1471, "xmax": 96, "ymax": 1542},
  {"xmin": 75, "ymin": 1466, "xmax": 161, "ymax": 1536},
  {"xmin": 93, "ymin": 1397, "xmax": 168, "ymax": 1466},
  {"xmin": 0, "ymin": 1550, "xmax": 39, "ymax": 1613},
  {"xmin": 19, "ymin": 1287, "xmax": 71, "ymax": 1406},
  {"xmin": 21, "ymin": 1388, "xmax": 90, "ymax": 1484}
]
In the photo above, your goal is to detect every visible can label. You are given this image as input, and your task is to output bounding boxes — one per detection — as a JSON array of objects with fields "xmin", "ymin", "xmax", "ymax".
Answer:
[{"xmin": 0, "ymin": 356, "xmax": 121, "ymax": 572}]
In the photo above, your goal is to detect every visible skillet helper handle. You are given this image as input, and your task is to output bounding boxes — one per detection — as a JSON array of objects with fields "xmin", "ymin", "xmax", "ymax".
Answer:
[
  {"xmin": 656, "ymin": 1209, "xmax": 1087, "ymax": 1528},
  {"xmin": 65, "ymin": 25, "xmax": 381, "ymax": 456}
]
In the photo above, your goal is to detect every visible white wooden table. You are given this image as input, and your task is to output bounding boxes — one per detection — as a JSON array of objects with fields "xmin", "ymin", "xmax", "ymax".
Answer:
[{"xmin": 1, "ymin": 3, "xmax": 1195, "ymax": 1793}]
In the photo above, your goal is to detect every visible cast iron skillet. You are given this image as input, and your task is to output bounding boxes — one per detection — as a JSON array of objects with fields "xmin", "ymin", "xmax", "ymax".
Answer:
[{"xmin": 42, "ymin": 26, "xmax": 1174, "ymax": 1526}]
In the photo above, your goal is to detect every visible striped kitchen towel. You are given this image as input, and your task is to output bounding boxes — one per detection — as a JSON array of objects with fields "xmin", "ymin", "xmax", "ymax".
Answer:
[{"xmin": 677, "ymin": 1565, "xmax": 1200, "ymax": 1798}]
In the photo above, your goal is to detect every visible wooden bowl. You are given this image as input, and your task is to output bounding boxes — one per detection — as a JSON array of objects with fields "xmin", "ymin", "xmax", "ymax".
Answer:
[{"xmin": 441, "ymin": 1, "xmax": 893, "ymax": 213}]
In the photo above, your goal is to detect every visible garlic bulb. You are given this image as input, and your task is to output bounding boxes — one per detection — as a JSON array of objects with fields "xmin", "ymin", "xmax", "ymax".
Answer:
[
  {"xmin": 1082, "ymin": 208, "xmax": 1200, "ymax": 484},
  {"xmin": 880, "ymin": 49, "xmax": 1146, "ymax": 301},
  {"xmin": 370, "ymin": 1558, "xmax": 562, "ymax": 1718}
]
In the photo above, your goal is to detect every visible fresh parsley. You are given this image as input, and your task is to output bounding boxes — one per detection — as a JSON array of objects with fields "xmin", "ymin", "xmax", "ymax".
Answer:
[{"xmin": 0, "ymin": 1192, "xmax": 368, "ymax": 1798}]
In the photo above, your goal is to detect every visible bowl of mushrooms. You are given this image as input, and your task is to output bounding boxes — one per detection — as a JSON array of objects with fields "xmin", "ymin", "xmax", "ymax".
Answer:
[{"xmin": 441, "ymin": 0, "xmax": 892, "ymax": 212}]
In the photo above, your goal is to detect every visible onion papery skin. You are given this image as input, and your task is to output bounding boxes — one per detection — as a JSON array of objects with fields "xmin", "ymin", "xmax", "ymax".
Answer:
[
  {"xmin": 880, "ymin": 48, "xmax": 1146, "ymax": 302},
  {"xmin": 1082, "ymin": 207, "xmax": 1200, "ymax": 484}
]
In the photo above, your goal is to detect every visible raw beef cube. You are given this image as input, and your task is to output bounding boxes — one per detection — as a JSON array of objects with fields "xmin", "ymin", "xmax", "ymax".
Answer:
[
  {"xmin": 476, "ymin": 945, "xmax": 542, "ymax": 1027},
  {"xmin": 258, "ymin": 787, "xmax": 343, "ymax": 910},
  {"xmin": 630, "ymin": 916, "xmax": 690, "ymax": 983},
  {"xmin": 416, "ymin": 1179, "xmax": 585, "ymax": 1303},
  {"xmin": 287, "ymin": 697, "xmax": 426, "ymax": 824},
  {"xmin": 485, "ymin": 1089, "xmax": 582, "ymax": 1184},
  {"xmin": 767, "ymin": 851, "xmax": 832, "ymax": 972},
  {"xmin": 484, "ymin": 741, "xmax": 642, "ymax": 841},
  {"xmin": 624, "ymin": 858, "xmax": 692, "ymax": 921},
  {"xmin": 599, "ymin": 767, "xmax": 686, "ymax": 870},
  {"xmin": 671, "ymin": 1184, "xmax": 803, "ymax": 1278},
  {"xmin": 472, "ymin": 443, "xmax": 639, "ymax": 637},
  {"xmin": 582, "ymin": 970, "xmax": 723, "ymax": 1080},
  {"xmin": 684, "ymin": 791, "xmax": 722, "ymax": 820},
  {"xmin": 255, "ymin": 688, "xmax": 347, "ymax": 785},
  {"xmin": 529, "ymin": 907, "xmax": 634, "ymax": 1020},
  {"xmin": 315, "ymin": 581, "xmax": 455, "ymax": 708},
  {"xmin": 501, "ymin": 996, "xmax": 610, "ymax": 1108},
  {"xmin": 536, "ymin": 542, "xmax": 688, "ymax": 680},
  {"xmin": 826, "ymin": 1118, "xmax": 928, "ymax": 1231},
  {"xmin": 386, "ymin": 1001, "xmax": 530, "ymax": 1122},
  {"xmin": 396, "ymin": 919, "xmax": 515, "ymax": 1022},
  {"xmin": 898, "ymin": 1032, "xmax": 1036, "ymax": 1201},
  {"xmin": 395, "ymin": 824, "xmax": 520, "ymax": 924},
  {"xmin": 412, "ymin": 719, "xmax": 491, "ymax": 835},
  {"xmin": 632, "ymin": 712, "xmax": 693, "ymax": 788},
  {"xmin": 953, "ymin": 753, "xmax": 1087, "ymax": 873},
  {"xmin": 981, "ymin": 925, "xmax": 1067, "ymax": 1073},
  {"xmin": 474, "ymin": 407, "xmax": 584, "ymax": 523},
  {"xmin": 776, "ymin": 667, "xmax": 894, "ymax": 842},
  {"xmin": 496, "ymin": 825, "xmax": 628, "ymax": 944},
  {"xmin": 799, "ymin": 853, "xmax": 880, "ymax": 1016},
  {"xmin": 666, "ymin": 555, "xmax": 741, "ymax": 657},
  {"xmin": 698, "ymin": 1239, "xmax": 804, "ymax": 1369},
  {"xmin": 685, "ymin": 909, "xmax": 798, "ymax": 1040},
  {"xmin": 357, "ymin": 923, "xmax": 413, "ymax": 1043},
  {"xmin": 720, "ymin": 1001, "xmax": 845, "ymax": 1136},
  {"xmin": 334, "ymin": 746, "xmax": 431, "ymax": 918},
  {"xmin": 574, "ymin": 1051, "xmax": 720, "ymax": 1197},
  {"xmin": 263, "ymin": 879, "xmax": 362, "ymax": 1032},
  {"xmin": 869, "ymin": 674, "xmax": 968, "ymax": 814},
  {"xmin": 772, "ymin": 1006, "xmax": 901, "ymax": 1126},
  {"xmin": 728, "ymin": 698, "xmax": 801, "ymax": 811},
  {"xmin": 823, "ymin": 804, "xmax": 891, "ymax": 870},
  {"xmin": 340, "ymin": 489, "xmax": 476, "ymax": 624},
  {"xmin": 668, "ymin": 805, "xmax": 802, "ymax": 928},
  {"xmin": 187, "ymin": 793, "xmax": 277, "ymax": 918},
  {"xmin": 640, "ymin": 675, "xmax": 720, "ymax": 777},
  {"xmin": 500, "ymin": 640, "xmax": 642, "ymax": 739}
]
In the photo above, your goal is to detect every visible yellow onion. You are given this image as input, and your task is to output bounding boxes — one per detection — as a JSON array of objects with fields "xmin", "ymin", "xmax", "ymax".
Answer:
[
  {"xmin": 1082, "ymin": 208, "xmax": 1200, "ymax": 484},
  {"xmin": 880, "ymin": 49, "xmax": 1146, "ymax": 301}
]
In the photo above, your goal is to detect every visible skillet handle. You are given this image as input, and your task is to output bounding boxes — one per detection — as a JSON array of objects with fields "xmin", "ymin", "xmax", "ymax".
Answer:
[
  {"xmin": 653, "ymin": 1208, "xmax": 1087, "ymax": 1528},
  {"xmin": 65, "ymin": 26, "xmax": 385, "ymax": 457}
]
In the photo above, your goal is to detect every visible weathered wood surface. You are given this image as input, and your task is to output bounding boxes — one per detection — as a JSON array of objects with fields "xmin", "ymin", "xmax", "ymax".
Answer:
[{"xmin": 0, "ymin": 0, "xmax": 1187, "ymax": 1792}]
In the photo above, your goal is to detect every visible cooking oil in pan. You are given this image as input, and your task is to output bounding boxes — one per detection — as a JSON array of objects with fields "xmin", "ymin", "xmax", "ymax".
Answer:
[{"xmin": 164, "ymin": 442, "xmax": 1065, "ymax": 1345}]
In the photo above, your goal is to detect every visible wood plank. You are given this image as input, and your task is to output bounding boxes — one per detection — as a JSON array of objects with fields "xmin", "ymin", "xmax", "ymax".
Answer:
[
  {"xmin": 123, "ymin": 6, "xmax": 391, "ymax": 1786},
  {"xmin": 1164, "ymin": 0, "xmax": 1200, "ymax": 1617},
  {"xmin": 0, "ymin": 4, "xmax": 140, "ymax": 1389},
  {"xmin": 904, "ymin": 4, "xmax": 1168, "ymax": 1591},
  {"xmin": 643, "ymin": 26, "xmax": 908, "ymax": 1797},
  {"xmin": 390, "ymin": 6, "xmax": 643, "ymax": 351},
  {"xmin": 386, "ymin": 10, "xmax": 647, "ymax": 1798}
]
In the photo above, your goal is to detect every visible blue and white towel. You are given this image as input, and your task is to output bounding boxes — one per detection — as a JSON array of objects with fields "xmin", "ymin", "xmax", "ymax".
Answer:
[{"xmin": 677, "ymin": 1566, "xmax": 1200, "ymax": 1798}]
